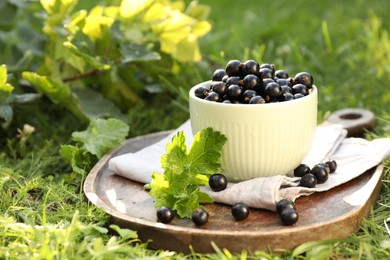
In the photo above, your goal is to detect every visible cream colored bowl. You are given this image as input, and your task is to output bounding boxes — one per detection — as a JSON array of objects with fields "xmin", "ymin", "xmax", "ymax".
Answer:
[{"xmin": 189, "ymin": 81, "xmax": 318, "ymax": 182}]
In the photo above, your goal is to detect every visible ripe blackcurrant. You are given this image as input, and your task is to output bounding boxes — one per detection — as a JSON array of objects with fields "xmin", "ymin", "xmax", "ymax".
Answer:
[
  {"xmin": 242, "ymin": 89, "xmax": 257, "ymax": 103},
  {"xmin": 211, "ymin": 81, "xmax": 227, "ymax": 96},
  {"xmin": 294, "ymin": 164, "xmax": 311, "ymax": 177},
  {"xmin": 276, "ymin": 199, "xmax": 296, "ymax": 215},
  {"xmin": 226, "ymin": 60, "xmax": 242, "ymax": 76},
  {"xmin": 299, "ymin": 173, "xmax": 317, "ymax": 188},
  {"xmin": 157, "ymin": 206, "xmax": 174, "ymax": 224},
  {"xmin": 212, "ymin": 69, "xmax": 227, "ymax": 81},
  {"xmin": 292, "ymin": 83, "xmax": 309, "ymax": 96},
  {"xmin": 259, "ymin": 68, "xmax": 273, "ymax": 79},
  {"xmin": 243, "ymin": 74, "xmax": 259, "ymax": 89},
  {"xmin": 275, "ymin": 69, "xmax": 289, "ymax": 79},
  {"xmin": 231, "ymin": 203, "xmax": 250, "ymax": 221},
  {"xmin": 265, "ymin": 82, "xmax": 282, "ymax": 98},
  {"xmin": 194, "ymin": 86, "xmax": 209, "ymax": 99},
  {"xmin": 311, "ymin": 164, "xmax": 329, "ymax": 184},
  {"xmin": 325, "ymin": 160, "xmax": 337, "ymax": 173},
  {"xmin": 294, "ymin": 72, "xmax": 313, "ymax": 88},
  {"xmin": 205, "ymin": 91, "xmax": 220, "ymax": 102},
  {"xmin": 227, "ymin": 84, "xmax": 242, "ymax": 99},
  {"xmin": 249, "ymin": 95, "xmax": 265, "ymax": 104},
  {"xmin": 192, "ymin": 208, "xmax": 209, "ymax": 226},
  {"xmin": 243, "ymin": 60, "xmax": 259, "ymax": 75},
  {"xmin": 280, "ymin": 207, "xmax": 299, "ymax": 226},
  {"xmin": 209, "ymin": 173, "xmax": 228, "ymax": 192}
]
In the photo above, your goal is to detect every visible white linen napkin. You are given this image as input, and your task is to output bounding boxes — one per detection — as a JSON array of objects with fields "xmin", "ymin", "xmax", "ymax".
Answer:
[{"xmin": 108, "ymin": 120, "xmax": 390, "ymax": 211}]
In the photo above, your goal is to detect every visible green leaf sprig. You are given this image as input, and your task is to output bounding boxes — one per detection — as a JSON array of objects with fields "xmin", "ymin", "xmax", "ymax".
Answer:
[{"xmin": 149, "ymin": 128, "xmax": 227, "ymax": 219}]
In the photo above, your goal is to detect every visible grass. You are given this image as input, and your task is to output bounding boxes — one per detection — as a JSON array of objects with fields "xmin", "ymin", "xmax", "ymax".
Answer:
[{"xmin": 1, "ymin": 0, "xmax": 390, "ymax": 259}]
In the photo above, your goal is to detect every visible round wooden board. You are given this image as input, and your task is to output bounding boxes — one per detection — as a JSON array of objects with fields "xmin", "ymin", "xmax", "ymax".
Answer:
[{"xmin": 84, "ymin": 131, "xmax": 383, "ymax": 254}]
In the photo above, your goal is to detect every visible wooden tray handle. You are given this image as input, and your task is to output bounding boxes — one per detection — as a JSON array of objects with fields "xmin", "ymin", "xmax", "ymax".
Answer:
[{"xmin": 325, "ymin": 108, "xmax": 375, "ymax": 137}]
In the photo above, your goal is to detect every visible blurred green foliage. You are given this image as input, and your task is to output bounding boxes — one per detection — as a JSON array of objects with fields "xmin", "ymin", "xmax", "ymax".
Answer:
[{"xmin": 0, "ymin": 0, "xmax": 211, "ymax": 127}]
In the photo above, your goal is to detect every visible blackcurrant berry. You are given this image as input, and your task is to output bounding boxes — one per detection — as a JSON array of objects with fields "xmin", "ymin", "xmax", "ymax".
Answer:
[
  {"xmin": 227, "ymin": 84, "xmax": 242, "ymax": 99},
  {"xmin": 205, "ymin": 91, "xmax": 220, "ymax": 102},
  {"xmin": 211, "ymin": 81, "xmax": 227, "ymax": 95},
  {"xmin": 243, "ymin": 60, "xmax": 259, "ymax": 75},
  {"xmin": 281, "ymin": 93, "xmax": 294, "ymax": 102},
  {"xmin": 311, "ymin": 164, "xmax": 329, "ymax": 184},
  {"xmin": 243, "ymin": 74, "xmax": 259, "ymax": 89},
  {"xmin": 156, "ymin": 206, "xmax": 174, "ymax": 224},
  {"xmin": 194, "ymin": 86, "xmax": 209, "ymax": 99},
  {"xmin": 212, "ymin": 69, "xmax": 227, "ymax": 81},
  {"xmin": 292, "ymin": 83, "xmax": 309, "ymax": 96},
  {"xmin": 226, "ymin": 76, "xmax": 241, "ymax": 86},
  {"xmin": 280, "ymin": 207, "xmax": 299, "ymax": 226},
  {"xmin": 299, "ymin": 173, "xmax": 317, "ymax": 188},
  {"xmin": 294, "ymin": 164, "xmax": 311, "ymax": 177},
  {"xmin": 265, "ymin": 82, "xmax": 282, "ymax": 98},
  {"xmin": 242, "ymin": 89, "xmax": 257, "ymax": 103},
  {"xmin": 209, "ymin": 173, "xmax": 228, "ymax": 192},
  {"xmin": 259, "ymin": 68, "xmax": 273, "ymax": 79},
  {"xmin": 280, "ymin": 85, "xmax": 292, "ymax": 94},
  {"xmin": 316, "ymin": 162, "xmax": 329, "ymax": 173},
  {"xmin": 262, "ymin": 78, "xmax": 275, "ymax": 86},
  {"xmin": 276, "ymin": 199, "xmax": 296, "ymax": 215},
  {"xmin": 231, "ymin": 203, "xmax": 250, "ymax": 221},
  {"xmin": 192, "ymin": 208, "xmax": 209, "ymax": 226},
  {"xmin": 275, "ymin": 69, "xmax": 289, "ymax": 79},
  {"xmin": 325, "ymin": 160, "xmax": 337, "ymax": 173},
  {"xmin": 226, "ymin": 60, "xmax": 242, "ymax": 76},
  {"xmin": 276, "ymin": 78, "xmax": 290, "ymax": 86},
  {"xmin": 294, "ymin": 93, "xmax": 305, "ymax": 99},
  {"xmin": 259, "ymin": 63, "xmax": 274, "ymax": 72},
  {"xmin": 294, "ymin": 72, "xmax": 313, "ymax": 88},
  {"xmin": 249, "ymin": 95, "xmax": 266, "ymax": 104},
  {"xmin": 222, "ymin": 99, "xmax": 232, "ymax": 104},
  {"xmin": 222, "ymin": 74, "xmax": 229, "ymax": 82}
]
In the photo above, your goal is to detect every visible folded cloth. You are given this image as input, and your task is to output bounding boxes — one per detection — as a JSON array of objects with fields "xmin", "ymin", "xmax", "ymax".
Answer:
[{"xmin": 108, "ymin": 120, "xmax": 390, "ymax": 211}]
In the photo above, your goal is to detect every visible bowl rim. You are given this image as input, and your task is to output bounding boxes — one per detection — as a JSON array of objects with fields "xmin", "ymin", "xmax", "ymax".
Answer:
[{"xmin": 189, "ymin": 80, "xmax": 317, "ymax": 108}]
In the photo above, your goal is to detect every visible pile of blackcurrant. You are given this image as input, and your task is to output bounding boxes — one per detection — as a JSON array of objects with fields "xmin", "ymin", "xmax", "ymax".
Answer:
[
  {"xmin": 156, "ymin": 160, "xmax": 337, "ymax": 226},
  {"xmin": 276, "ymin": 199, "xmax": 299, "ymax": 226},
  {"xmin": 295, "ymin": 160, "xmax": 337, "ymax": 188},
  {"xmin": 194, "ymin": 59, "xmax": 314, "ymax": 104}
]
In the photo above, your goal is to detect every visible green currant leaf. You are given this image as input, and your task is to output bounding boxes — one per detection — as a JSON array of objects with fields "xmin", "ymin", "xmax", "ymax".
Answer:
[
  {"xmin": 63, "ymin": 42, "xmax": 110, "ymax": 70},
  {"xmin": 149, "ymin": 128, "xmax": 227, "ymax": 219},
  {"xmin": 71, "ymin": 118, "xmax": 129, "ymax": 158},
  {"xmin": 120, "ymin": 43, "xmax": 161, "ymax": 64},
  {"xmin": 22, "ymin": 72, "xmax": 89, "ymax": 122},
  {"xmin": 72, "ymin": 88, "xmax": 126, "ymax": 121},
  {"xmin": 187, "ymin": 127, "xmax": 227, "ymax": 177}
]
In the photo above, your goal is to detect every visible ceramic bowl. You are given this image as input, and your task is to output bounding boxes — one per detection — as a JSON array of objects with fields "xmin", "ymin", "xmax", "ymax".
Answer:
[{"xmin": 189, "ymin": 81, "xmax": 318, "ymax": 182}]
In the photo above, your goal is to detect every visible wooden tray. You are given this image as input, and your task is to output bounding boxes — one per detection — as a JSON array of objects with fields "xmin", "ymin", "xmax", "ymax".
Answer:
[{"xmin": 84, "ymin": 131, "xmax": 383, "ymax": 254}]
